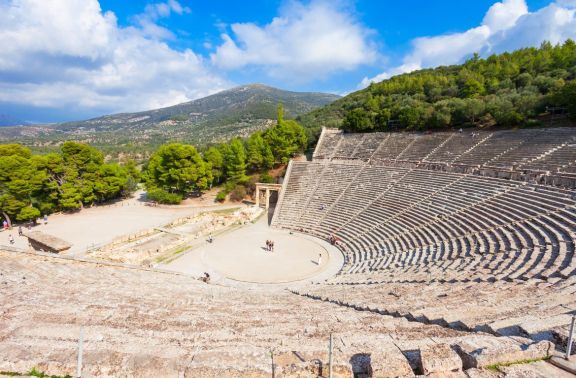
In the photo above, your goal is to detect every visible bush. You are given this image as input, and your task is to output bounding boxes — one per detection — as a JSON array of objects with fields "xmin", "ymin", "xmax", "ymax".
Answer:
[
  {"xmin": 215, "ymin": 190, "xmax": 227, "ymax": 202},
  {"xmin": 259, "ymin": 172, "xmax": 275, "ymax": 183},
  {"xmin": 16, "ymin": 206, "xmax": 40, "ymax": 222},
  {"xmin": 229, "ymin": 185, "xmax": 247, "ymax": 202},
  {"xmin": 147, "ymin": 188, "xmax": 182, "ymax": 204},
  {"xmin": 224, "ymin": 180, "xmax": 236, "ymax": 193}
]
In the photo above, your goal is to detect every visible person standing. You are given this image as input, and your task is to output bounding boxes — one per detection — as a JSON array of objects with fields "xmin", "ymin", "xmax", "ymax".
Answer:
[
  {"xmin": 317, "ymin": 253, "xmax": 322, "ymax": 265},
  {"xmin": 8, "ymin": 234, "xmax": 14, "ymax": 245},
  {"xmin": 18, "ymin": 226, "xmax": 23, "ymax": 236},
  {"xmin": 43, "ymin": 214, "xmax": 48, "ymax": 225}
]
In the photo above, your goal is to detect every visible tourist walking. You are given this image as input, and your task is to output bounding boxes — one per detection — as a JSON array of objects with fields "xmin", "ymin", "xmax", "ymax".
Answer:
[
  {"xmin": 317, "ymin": 253, "xmax": 322, "ymax": 265},
  {"xmin": 2, "ymin": 220, "xmax": 7, "ymax": 230},
  {"xmin": 8, "ymin": 234, "xmax": 14, "ymax": 245},
  {"xmin": 43, "ymin": 214, "xmax": 48, "ymax": 225},
  {"xmin": 208, "ymin": 234, "xmax": 213, "ymax": 243},
  {"xmin": 18, "ymin": 226, "xmax": 22, "ymax": 236}
]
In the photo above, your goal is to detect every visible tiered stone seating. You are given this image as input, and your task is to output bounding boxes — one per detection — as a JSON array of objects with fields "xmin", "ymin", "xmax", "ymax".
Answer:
[
  {"xmin": 522, "ymin": 142, "xmax": 576, "ymax": 173},
  {"xmin": 396, "ymin": 132, "xmax": 450, "ymax": 162},
  {"xmin": 350, "ymin": 133, "xmax": 382, "ymax": 159},
  {"xmin": 489, "ymin": 128, "xmax": 576, "ymax": 170},
  {"xmin": 452, "ymin": 130, "xmax": 528, "ymax": 167},
  {"xmin": 312, "ymin": 128, "xmax": 341, "ymax": 159},
  {"xmin": 314, "ymin": 127, "xmax": 576, "ymax": 185},
  {"xmin": 295, "ymin": 276, "xmax": 576, "ymax": 343},
  {"xmin": 332, "ymin": 133, "xmax": 365, "ymax": 158},
  {"xmin": 371, "ymin": 133, "xmax": 418, "ymax": 161},
  {"xmin": 425, "ymin": 132, "xmax": 489, "ymax": 163},
  {"xmin": 272, "ymin": 127, "xmax": 576, "ymax": 359},
  {"xmin": 275, "ymin": 161, "xmax": 575, "ymax": 282},
  {"xmin": 1, "ymin": 250, "xmax": 555, "ymax": 377}
]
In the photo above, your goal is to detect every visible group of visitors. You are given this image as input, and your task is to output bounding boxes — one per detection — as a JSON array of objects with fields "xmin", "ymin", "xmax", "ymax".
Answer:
[
  {"xmin": 3, "ymin": 215, "xmax": 49, "ymax": 246},
  {"xmin": 328, "ymin": 234, "xmax": 340, "ymax": 246},
  {"xmin": 200, "ymin": 272, "xmax": 211, "ymax": 283},
  {"xmin": 265, "ymin": 240, "xmax": 275, "ymax": 252}
]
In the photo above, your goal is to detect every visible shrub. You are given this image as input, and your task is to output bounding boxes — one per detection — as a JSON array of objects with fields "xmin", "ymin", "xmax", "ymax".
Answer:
[
  {"xmin": 147, "ymin": 188, "xmax": 182, "ymax": 204},
  {"xmin": 215, "ymin": 190, "xmax": 227, "ymax": 202},
  {"xmin": 259, "ymin": 172, "xmax": 275, "ymax": 183},
  {"xmin": 16, "ymin": 206, "xmax": 41, "ymax": 222},
  {"xmin": 229, "ymin": 185, "xmax": 247, "ymax": 202}
]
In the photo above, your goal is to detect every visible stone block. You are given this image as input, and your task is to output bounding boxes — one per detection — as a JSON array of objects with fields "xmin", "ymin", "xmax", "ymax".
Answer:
[
  {"xmin": 370, "ymin": 349, "xmax": 414, "ymax": 378},
  {"xmin": 464, "ymin": 368, "xmax": 502, "ymax": 378},
  {"xmin": 453, "ymin": 336, "xmax": 553, "ymax": 369},
  {"xmin": 419, "ymin": 343, "xmax": 463, "ymax": 376}
]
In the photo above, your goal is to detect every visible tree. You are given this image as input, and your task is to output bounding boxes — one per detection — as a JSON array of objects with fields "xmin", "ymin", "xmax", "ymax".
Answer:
[
  {"xmin": 94, "ymin": 163, "xmax": 129, "ymax": 202},
  {"xmin": 342, "ymin": 108, "xmax": 374, "ymax": 131},
  {"xmin": 223, "ymin": 139, "xmax": 248, "ymax": 183},
  {"xmin": 246, "ymin": 132, "xmax": 274, "ymax": 171},
  {"xmin": 264, "ymin": 117, "xmax": 307, "ymax": 164},
  {"xmin": 461, "ymin": 78, "xmax": 486, "ymax": 98},
  {"xmin": 554, "ymin": 81, "xmax": 576, "ymax": 118},
  {"xmin": 462, "ymin": 98, "xmax": 485, "ymax": 124},
  {"xmin": 0, "ymin": 142, "xmax": 136, "ymax": 219},
  {"xmin": 146, "ymin": 143, "xmax": 212, "ymax": 201},
  {"xmin": 0, "ymin": 144, "xmax": 32, "ymax": 158},
  {"xmin": 204, "ymin": 146, "xmax": 224, "ymax": 185},
  {"xmin": 298, "ymin": 40, "xmax": 576, "ymax": 132},
  {"xmin": 16, "ymin": 206, "xmax": 40, "ymax": 222}
]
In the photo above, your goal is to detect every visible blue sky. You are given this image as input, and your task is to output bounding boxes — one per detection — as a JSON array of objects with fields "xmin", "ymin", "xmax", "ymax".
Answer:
[{"xmin": 0, "ymin": 0, "xmax": 575, "ymax": 123}]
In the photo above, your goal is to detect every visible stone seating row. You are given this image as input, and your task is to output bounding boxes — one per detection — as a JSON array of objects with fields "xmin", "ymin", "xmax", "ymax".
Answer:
[
  {"xmin": 296, "ymin": 275, "xmax": 576, "ymax": 354},
  {"xmin": 274, "ymin": 162, "xmax": 575, "ymax": 285},
  {"xmin": 312, "ymin": 127, "xmax": 576, "ymax": 175},
  {"xmin": 1, "ymin": 250, "xmax": 560, "ymax": 377}
]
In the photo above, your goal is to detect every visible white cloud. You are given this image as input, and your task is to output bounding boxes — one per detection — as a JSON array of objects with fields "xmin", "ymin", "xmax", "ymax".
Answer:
[
  {"xmin": 0, "ymin": 0, "xmax": 229, "ymax": 118},
  {"xmin": 133, "ymin": 0, "xmax": 191, "ymax": 40},
  {"xmin": 361, "ymin": 0, "xmax": 576, "ymax": 87},
  {"xmin": 482, "ymin": 0, "xmax": 528, "ymax": 32},
  {"xmin": 211, "ymin": 0, "xmax": 377, "ymax": 81}
]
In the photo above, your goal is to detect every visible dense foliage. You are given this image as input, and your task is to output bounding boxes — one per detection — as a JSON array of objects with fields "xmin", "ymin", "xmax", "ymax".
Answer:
[
  {"xmin": 144, "ymin": 143, "xmax": 212, "ymax": 204},
  {"xmin": 0, "ymin": 142, "xmax": 138, "ymax": 223},
  {"xmin": 298, "ymin": 41, "xmax": 576, "ymax": 135},
  {"xmin": 144, "ymin": 105, "xmax": 307, "ymax": 203}
]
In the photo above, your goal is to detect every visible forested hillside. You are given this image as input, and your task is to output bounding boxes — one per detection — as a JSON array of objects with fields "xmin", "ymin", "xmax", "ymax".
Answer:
[
  {"xmin": 298, "ymin": 40, "xmax": 576, "ymax": 136},
  {"xmin": 0, "ymin": 84, "xmax": 338, "ymax": 158}
]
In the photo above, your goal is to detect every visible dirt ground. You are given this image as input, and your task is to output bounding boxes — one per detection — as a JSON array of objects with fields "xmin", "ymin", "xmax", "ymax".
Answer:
[{"xmin": 0, "ymin": 190, "xmax": 242, "ymax": 256}]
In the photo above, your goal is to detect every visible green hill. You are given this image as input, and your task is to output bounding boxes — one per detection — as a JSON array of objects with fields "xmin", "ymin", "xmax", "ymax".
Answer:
[
  {"xmin": 0, "ymin": 84, "xmax": 339, "ymax": 156},
  {"xmin": 298, "ymin": 40, "xmax": 576, "ymax": 138}
]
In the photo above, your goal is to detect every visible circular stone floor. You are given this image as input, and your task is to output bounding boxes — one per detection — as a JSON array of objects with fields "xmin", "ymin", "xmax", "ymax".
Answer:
[{"xmin": 163, "ymin": 213, "xmax": 342, "ymax": 284}]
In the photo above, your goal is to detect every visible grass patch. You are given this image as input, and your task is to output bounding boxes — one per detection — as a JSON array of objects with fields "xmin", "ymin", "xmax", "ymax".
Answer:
[
  {"xmin": 206, "ymin": 207, "xmax": 240, "ymax": 216},
  {"xmin": 1, "ymin": 367, "xmax": 72, "ymax": 378},
  {"xmin": 154, "ymin": 244, "xmax": 190, "ymax": 264},
  {"xmin": 485, "ymin": 356, "xmax": 550, "ymax": 372}
]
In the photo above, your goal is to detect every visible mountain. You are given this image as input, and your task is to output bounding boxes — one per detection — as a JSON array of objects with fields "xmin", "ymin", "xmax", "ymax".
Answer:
[
  {"xmin": 0, "ymin": 113, "xmax": 28, "ymax": 127},
  {"xmin": 298, "ymin": 41, "xmax": 576, "ymax": 136},
  {"xmin": 0, "ymin": 84, "xmax": 339, "ymax": 153}
]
